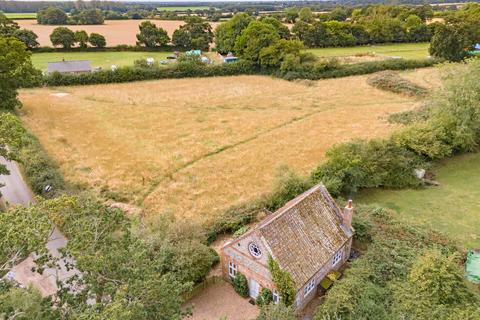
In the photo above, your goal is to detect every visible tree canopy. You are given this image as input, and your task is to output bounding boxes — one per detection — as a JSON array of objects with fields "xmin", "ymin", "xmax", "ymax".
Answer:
[{"xmin": 136, "ymin": 21, "xmax": 169, "ymax": 48}]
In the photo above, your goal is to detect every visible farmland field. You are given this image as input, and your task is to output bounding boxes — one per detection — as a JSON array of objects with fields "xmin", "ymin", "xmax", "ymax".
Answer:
[
  {"xmin": 18, "ymin": 68, "xmax": 438, "ymax": 222},
  {"xmin": 359, "ymin": 152, "xmax": 480, "ymax": 248},
  {"xmin": 15, "ymin": 19, "xmax": 220, "ymax": 47},
  {"xmin": 157, "ymin": 6, "xmax": 214, "ymax": 11},
  {"xmin": 31, "ymin": 51, "xmax": 172, "ymax": 70},
  {"xmin": 4, "ymin": 12, "xmax": 37, "ymax": 19},
  {"xmin": 307, "ymin": 42, "xmax": 430, "ymax": 60}
]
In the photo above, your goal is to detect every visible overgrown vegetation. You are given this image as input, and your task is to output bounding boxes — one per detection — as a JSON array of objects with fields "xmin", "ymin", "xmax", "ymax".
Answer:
[
  {"xmin": 268, "ymin": 257, "xmax": 296, "ymax": 307},
  {"xmin": 232, "ymin": 272, "xmax": 249, "ymax": 298},
  {"xmin": 313, "ymin": 205, "xmax": 480, "ymax": 320},
  {"xmin": 367, "ymin": 70, "xmax": 428, "ymax": 97}
]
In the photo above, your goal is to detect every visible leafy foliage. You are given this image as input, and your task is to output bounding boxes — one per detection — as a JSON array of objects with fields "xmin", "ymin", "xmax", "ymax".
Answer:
[
  {"xmin": 214, "ymin": 13, "xmax": 253, "ymax": 54},
  {"xmin": 234, "ymin": 20, "xmax": 280, "ymax": 64},
  {"xmin": 268, "ymin": 257, "xmax": 296, "ymax": 306},
  {"xmin": 256, "ymin": 288, "xmax": 273, "ymax": 306},
  {"xmin": 172, "ymin": 16, "xmax": 213, "ymax": 50},
  {"xmin": 0, "ymin": 37, "xmax": 41, "ymax": 110},
  {"xmin": 232, "ymin": 272, "xmax": 249, "ymax": 297},
  {"xmin": 37, "ymin": 6, "xmax": 68, "ymax": 25},
  {"xmin": 88, "ymin": 32, "xmax": 106, "ymax": 48},
  {"xmin": 136, "ymin": 21, "xmax": 169, "ymax": 48},
  {"xmin": 50, "ymin": 27, "xmax": 76, "ymax": 48},
  {"xmin": 257, "ymin": 303, "xmax": 296, "ymax": 320}
]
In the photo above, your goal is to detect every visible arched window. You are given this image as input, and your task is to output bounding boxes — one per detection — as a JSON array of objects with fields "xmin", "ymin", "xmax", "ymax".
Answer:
[{"xmin": 248, "ymin": 242, "xmax": 262, "ymax": 258}]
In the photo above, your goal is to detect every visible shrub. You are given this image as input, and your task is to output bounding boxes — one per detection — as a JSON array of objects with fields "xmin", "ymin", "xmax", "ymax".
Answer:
[
  {"xmin": 232, "ymin": 273, "xmax": 249, "ymax": 297},
  {"xmin": 256, "ymin": 288, "xmax": 273, "ymax": 306},
  {"xmin": 257, "ymin": 303, "xmax": 296, "ymax": 320},
  {"xmin": 311, "ymin": 139, "xmax": 423, "ymax": 197},
  {"xmin": 268, "ymin": 257, "xmax": 296, "ymax": 306},
  {"xmin": 367, "ymin": 71, "xmax": 428, "ymax": 97},
  {"xmin": 88, "ymin": 33, "xmax": 106, "ymax": 48}
]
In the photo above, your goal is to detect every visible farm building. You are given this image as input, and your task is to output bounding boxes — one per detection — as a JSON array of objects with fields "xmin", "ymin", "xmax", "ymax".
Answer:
[
  {"xmin": 221, "ymin": 184, "xmax": 354, "ymax": 310},
  {"xmin": 47, "ymin": 60, "xmax": 92, "ymax": 74}
]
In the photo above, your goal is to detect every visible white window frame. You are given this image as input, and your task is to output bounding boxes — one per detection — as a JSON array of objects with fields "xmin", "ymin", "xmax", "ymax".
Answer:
[
  {"xmin": 272, "ymin": 289, "xmax": 280, "ymax": 304},
  {"xmin": 332, "ymin": 248, "xmax": 344, "ymax": 267},
  {"xmin": 228, "ymin": 261, "xmax": 237, "ymax": 278},
  {"xmin": 248, "ymin": 242, "xmax": 262, "ymax": 258},
  {"xmin": 303, "ymin": 278, "xmax": 316, "ymax": 297}
]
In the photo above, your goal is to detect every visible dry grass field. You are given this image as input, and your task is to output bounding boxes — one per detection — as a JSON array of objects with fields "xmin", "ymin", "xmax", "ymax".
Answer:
[
  {"xmin": 16, "ymin": 19, "xmax": 220, "ymax": 47},
  {"xmin": 19, "ymin": 69, "xmax": 438, "ymax": 221}
]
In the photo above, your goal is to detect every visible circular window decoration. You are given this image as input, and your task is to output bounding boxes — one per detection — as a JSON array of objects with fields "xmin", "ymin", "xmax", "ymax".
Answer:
[{"xmin": 248, "ymin": 242, "xmax": 262, "ymax": 258}]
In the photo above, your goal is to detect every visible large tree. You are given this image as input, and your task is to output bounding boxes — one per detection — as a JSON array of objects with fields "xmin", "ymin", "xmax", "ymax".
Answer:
[
  {"xmin": 136, "ymin": 21, "xmax": 169, "ymax": 48},
  {"xmin": 50, "ymin": 27, "xmax": 76, "ymax": 48},
  {"xmin": 89, "ymin": 32, "xmax": 106, "ymax": 48},
  {"xmin": 172, "ymin": 16, "xmax": 213, "ymax": 50},
  {"xmin": 234, "ymin": 20, "xmax": 280, "ymax": 64},
  {"xmin": 0, "ymin": 37, "xmax": 40, "ymax": 111},
  {"xmin": 37, "ymin": 6, "xmax": 68, "ymax": 25},
  {"xmin": 214, "ymin": 13, "xmax": 253, "ymax": 54}
]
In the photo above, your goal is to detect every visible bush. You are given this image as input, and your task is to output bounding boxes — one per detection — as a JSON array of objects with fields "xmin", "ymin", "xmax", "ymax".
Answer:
[
  {"xmin": 311, "ymin": 139, "xmax": 423, "ymax": 197},
  {"xmin": 256, "ymin": 288, "xmax": 273, "ymax": 306},
  {"xmin": 232, "ymin": 273, "xmax": 249, "ymax": 297},
  {"xmin": 367, "ymin": 71, "xmax": 428, "ymax": 97},
  {"xmin": 15, "ymin": 130, "xmax": 67, "ymax": 198}
]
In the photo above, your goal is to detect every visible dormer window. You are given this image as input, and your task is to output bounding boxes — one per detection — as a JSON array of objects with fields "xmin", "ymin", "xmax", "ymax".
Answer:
[{"xmin": 248, "ymin": 242, "xmax": 262, "ymax": 258}]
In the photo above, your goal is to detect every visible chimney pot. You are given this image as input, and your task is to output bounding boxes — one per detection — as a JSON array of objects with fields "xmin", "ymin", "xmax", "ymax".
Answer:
[{"xmin": 343, "ymin": 199, "xmax": 354, "ymax": 230}]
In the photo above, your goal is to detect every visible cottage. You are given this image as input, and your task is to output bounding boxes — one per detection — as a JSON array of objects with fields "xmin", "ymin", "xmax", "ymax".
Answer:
[
  {"xmin": 221, "ymin": 184, "xmax": 354, "ymax": 310},
  {"xmin": 47, "ymin": 60, "xmax": 92, "ymax": 74}
]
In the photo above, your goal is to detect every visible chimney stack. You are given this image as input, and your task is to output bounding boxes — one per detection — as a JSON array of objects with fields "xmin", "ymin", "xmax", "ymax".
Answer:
[{"xmin": 343, "ymin": 199, "xmax": 354, "ymax": 229}]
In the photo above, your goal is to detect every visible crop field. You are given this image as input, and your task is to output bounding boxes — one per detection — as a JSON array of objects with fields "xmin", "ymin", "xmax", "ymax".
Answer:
[
  {"xmin": 15, "ymin": 19, "xmax": 220, "ymax": 47},
  {"xmin": 157, "ymin": 6, "xmax": 214, "ymax": 11},
  {"xmin": 31, "ymin": 51, "xmax": 172, "ymax": 70},
  {"xmin": 4, "ymin": 12, "xmax": 37, "ymax": 19},
  {"xmin": 307, "ymin": 42, "xmax": 430, "ymax": 60},
  {"xmin": 359, "ymin": 152, "xmax": 480, "ymax": 248},
  {"xmin": 18, "ymin": 69, "xmax": 438, "ymax": 222}
]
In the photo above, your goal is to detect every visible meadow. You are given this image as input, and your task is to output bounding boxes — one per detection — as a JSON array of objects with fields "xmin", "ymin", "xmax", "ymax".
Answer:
[
  {"xmin": 4, "ymin": 12, "xmax": 36, "ymax": 19},
  {"xmin": 307, "ymin": 42, "xmax": 430, "ymax": 60},
  {"xmin": 18, "ymin": 69, "xmax": 437, "ymax": 222},
  {"xmin": 31, "ymin": 51, "xmax": 171, "ymax": 70},
  {"xmin": 359, "ymin": 152, "xmax": 480, "ymax": 248}
]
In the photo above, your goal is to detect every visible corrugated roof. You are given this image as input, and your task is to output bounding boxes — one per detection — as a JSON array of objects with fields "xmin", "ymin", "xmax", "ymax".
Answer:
[
  {"xmin": 259, "ymin": 184, "xmax": 351, "ymax": 289},
  {"xmin": 47, "ymin": 60, "xmax": 92, "ymax": 73}
]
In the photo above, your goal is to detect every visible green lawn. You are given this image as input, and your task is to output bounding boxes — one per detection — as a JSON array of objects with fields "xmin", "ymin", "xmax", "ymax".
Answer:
[
  {"xmin": 358, "ymin": 152, "xmax": 480, "ymax": 248},
  {"xmin": 156, "ymin": 6, "xmax": 214, "ymax": 11},
  {"xmin": 307, "ymin": 42, "xmax": 430, "ymax": 60},
  {"xmin": 31, "ymin": 51, "xmax": 172, "ymax": 71},
  {"xmin": 3, "ymin": 12, "xmax": 37, "ymax": 19}
]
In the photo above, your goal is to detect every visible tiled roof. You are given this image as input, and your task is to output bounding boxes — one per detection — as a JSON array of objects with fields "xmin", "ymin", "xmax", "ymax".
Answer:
[
  {"xmin": 259, "ymin": 184, "xmax": 351, "ymax": 289},
  {"xmin": 47, "ymin": 60, "xmax": 92, "ymax": 73}
]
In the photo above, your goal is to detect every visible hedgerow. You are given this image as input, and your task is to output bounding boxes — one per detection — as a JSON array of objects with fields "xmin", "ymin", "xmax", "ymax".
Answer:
[{"xmin": 41, "ymin": 58, "xmax": 436, "ymax": 87}]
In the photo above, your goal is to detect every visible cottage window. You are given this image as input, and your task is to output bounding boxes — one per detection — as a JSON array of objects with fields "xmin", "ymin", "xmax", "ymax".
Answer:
[
  {"xmin": 248, "ymin": 243, "xmax": 262, "ymax": 258},
  {"xmin": 332, "ymin": 248, "xmax": 343, "ymax": 266},
  {"xmin": 228, "ymin": 261, "xmax": 237, "ymax": 278},
  {"xmin": 303, "ymin": 278, "xmax": 316, "ymax": 297},
  {"xmin": 272, "ymin": 289, "xmax": 280, "ymax": 304}
]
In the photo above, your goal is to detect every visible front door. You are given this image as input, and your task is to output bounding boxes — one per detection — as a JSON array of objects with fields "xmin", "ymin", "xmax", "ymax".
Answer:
[{"xmin": 249, "ymin": 278, "xmax": 260, "ymax": 298}]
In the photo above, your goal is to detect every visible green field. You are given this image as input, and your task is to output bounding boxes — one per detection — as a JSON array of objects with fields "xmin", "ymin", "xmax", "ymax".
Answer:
[
  {"xmin": 156, "ymin": 6, "xmax": 214, "ymax": 11},
  {"xmin": 359, "ymin": 152, "xmax": 480, "ymax": 248},
  {"xmin": 3, "ymin": 12, "xmax": 37, "ymax": 19},
  {"xmin": 307, "ymin": 42, "xmax": 430, "ymax": 60},
  {"xmin": 31, "ymin": 51, "xmax": 172, "ymax": 71}
]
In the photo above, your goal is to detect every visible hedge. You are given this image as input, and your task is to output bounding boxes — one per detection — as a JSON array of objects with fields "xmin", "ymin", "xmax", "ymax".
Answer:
[
  {"xmin": 42, "ymin": 60, "xmax": 259, "ymax": 86},
  {"xmin": 41, "ymin": 58, "xmax": 436, "ymax": 87}
]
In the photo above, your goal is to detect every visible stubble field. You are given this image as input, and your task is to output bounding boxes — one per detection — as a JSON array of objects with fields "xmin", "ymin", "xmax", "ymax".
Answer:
[
  {"xmin": 19, "ymin": 69, "xmax": 438, "ymax": 222},
  {"xmin": 16, "ymin": 19, "xmax": 220, "ymax": 47}
]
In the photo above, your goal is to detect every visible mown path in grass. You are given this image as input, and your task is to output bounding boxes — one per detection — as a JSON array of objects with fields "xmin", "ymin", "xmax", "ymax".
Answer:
[
  {"xmin": 31, "ymin": 51, "xmax": 171, "ymax": 71},
  {"xmin": 307, "ymin": 42, "xmax": 430, "ymax": 60},
  {"xmin": 359, "ymin": 152, "xmax": 480, "ymax": 248}
]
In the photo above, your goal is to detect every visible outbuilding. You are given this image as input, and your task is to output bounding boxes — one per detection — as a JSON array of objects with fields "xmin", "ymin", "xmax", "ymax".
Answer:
[{"xmin": 47, "ymin": 60, "xmax": 92, "ymax": 74}]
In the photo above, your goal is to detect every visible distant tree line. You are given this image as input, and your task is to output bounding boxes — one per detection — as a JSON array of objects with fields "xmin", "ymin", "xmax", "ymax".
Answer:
[{"xmin": 37, "ymin": 6, "xmax": 104, "ymax": 25}]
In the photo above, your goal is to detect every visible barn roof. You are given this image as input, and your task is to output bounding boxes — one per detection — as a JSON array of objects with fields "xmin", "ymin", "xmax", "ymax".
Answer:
[
  {"xmin": 47, "ymin": 60, "xmax": 92, "ymax": 73},
  {"xmin": 258, "ymin": 184, "xmax": 352, "ymax": 289}
]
